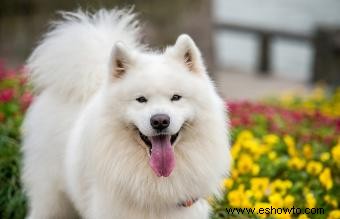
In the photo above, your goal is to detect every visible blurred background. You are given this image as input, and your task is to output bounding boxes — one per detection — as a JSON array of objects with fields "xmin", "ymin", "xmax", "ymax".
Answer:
[{"xmin": 1, "ymin": 0, "xmax": 340, "ymax": 100}]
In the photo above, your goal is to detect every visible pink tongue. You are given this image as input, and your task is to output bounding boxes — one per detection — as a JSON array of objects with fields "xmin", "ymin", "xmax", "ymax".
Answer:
[{"xmin": 149, "ymin": 135, "xmax": 175, "ymax": 177}]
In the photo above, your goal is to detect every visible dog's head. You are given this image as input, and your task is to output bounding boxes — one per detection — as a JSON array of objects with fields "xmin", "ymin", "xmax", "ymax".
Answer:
[{"xmin": 103, "ymin": 35, "xmax": 222, "ymax": 177}]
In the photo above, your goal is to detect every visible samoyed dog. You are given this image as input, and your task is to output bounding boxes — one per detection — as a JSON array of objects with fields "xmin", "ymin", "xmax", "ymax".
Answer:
[{"xmin": 22, "ymin": 8, "xmax": 231, "ymax": 219}]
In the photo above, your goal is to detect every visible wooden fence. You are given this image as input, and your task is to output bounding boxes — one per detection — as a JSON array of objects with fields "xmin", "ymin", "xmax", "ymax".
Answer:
[{"xmin": 215, "ymin": 22, "xmax": 340, "ymax": 86}]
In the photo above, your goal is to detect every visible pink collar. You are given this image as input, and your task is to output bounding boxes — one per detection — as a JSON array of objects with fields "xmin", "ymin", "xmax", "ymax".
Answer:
[{"xmin": 177, "ymin": 198, "xmax": 198, "ymax": 207}]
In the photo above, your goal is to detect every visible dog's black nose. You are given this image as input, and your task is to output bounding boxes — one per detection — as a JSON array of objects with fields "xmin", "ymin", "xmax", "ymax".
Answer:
[{"xmin": 150, "ymin": 114, "xmax": 170, "ymax": 131}]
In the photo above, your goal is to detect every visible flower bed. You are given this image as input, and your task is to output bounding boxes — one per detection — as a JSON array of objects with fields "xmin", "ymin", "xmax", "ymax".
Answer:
[
  {"xmin": 212, "ymin": 97, "xmax": 340, "ymax": 219},
  {"xmin": 0, "ymin": 61, "xmax": 31, "ymax": 219},
  {"xmin": 0, "ymin": 62, "xmax": 339, "ymax": 219}
]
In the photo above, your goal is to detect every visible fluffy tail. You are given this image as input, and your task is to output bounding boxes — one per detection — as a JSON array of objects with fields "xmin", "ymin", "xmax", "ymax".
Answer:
[{"xmin": 27, "ymin": 8, "xmax": 142, "ymax": 101}]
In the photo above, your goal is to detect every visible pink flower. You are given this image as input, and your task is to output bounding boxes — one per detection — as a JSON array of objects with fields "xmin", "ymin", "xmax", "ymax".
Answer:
[
  {"xmin": 0, "ymin": 89, "xmax": 14, "ymax": 102},
  {"xmin": 4, "ymin": 69, "xmax": 16, "ymax": 80},
  {"xmin": 20, "ymin": 92, "xmax": 33, "ymax": 110}
]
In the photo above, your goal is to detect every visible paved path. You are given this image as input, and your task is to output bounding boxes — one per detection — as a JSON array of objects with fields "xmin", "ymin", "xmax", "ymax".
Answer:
[{"xmin": 214, "ymin": 71, "xmax": 313, "ymax": 101}]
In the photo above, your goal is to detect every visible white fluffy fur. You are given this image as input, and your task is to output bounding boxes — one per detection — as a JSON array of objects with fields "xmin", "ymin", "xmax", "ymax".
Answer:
[{"xmin": 22, "ymin": 8, "xmax": 231, "ymax": 219}]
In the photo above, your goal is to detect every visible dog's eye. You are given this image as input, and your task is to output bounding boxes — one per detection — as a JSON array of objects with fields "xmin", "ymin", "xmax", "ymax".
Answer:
[
  {"xmin": 136, "ymin": 96, "xmax": 147, "ymax": 103},
  {"xmin": 171, "ymin": 94, "xmax": 182, "ymax": 101}
]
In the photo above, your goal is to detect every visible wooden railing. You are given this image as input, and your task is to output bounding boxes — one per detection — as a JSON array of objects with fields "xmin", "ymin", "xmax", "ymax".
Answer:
[
  {"xmin": 214, "ymin": 22, "xmax": 313, "ymax": 75},
  {"xmin": 215, "ymin": 22, "xmax": 340, "ymax": 86}
]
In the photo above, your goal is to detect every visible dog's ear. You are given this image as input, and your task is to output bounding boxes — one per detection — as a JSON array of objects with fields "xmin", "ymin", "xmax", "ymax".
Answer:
[
  {"xmin": 168, "ymin": 34, "xmax": 205, "ymax": 74},
  {"xmin": 110, "ymin": 42, "xmax": 133, "ymax": 79}
]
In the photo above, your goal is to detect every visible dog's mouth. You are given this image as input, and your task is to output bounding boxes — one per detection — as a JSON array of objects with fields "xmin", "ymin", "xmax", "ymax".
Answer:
[
  {"xmin": 139, "ymin": 132, "xmax": 179, "ymax": 155},
  {"xmin": 138, "ymin": 131, "xmax": 179, "ymax": 177}
]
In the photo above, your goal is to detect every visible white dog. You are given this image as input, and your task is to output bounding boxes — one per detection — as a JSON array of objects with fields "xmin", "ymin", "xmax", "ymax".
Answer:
[{"xmin": 22, "ymin": 8, "xmax": 231, "ymax": 219}]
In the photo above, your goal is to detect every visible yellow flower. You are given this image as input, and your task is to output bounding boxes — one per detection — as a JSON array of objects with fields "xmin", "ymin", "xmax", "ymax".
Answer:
[
  {"xmin": 245, "ymin": 189, "xmax": 253, "ymax": 197},
  {"xmin": 242, "ymin": 198, "xmax": 252, "ymax": 208},
  {"xmin": 253, "ymin": 190, "xmax": 265, "ymax": 201},
  {"xmin": 284, "ymin": 135, "xmax": 295, "ymax": 148},
  {"xmin": 305, "ymin": 192, "xmax": 316, "ymax": 208},
  {"xmin": 231, "ymin": 142, "xmax": 241, "ymax": 158},
  {"xmin": 263, "ymin": 134, "xmax": 279, "ymax": 145},
  {"xmin": 319, "ymin": 168, "xmax": 333, "ymax": 190},
  {"xmin": 238, "ymin": 130, "xmax": 254, "ymax": 141},
  {"xmin": 250, "ymin": 143, "xmax": 269, "ymax": 158},
  {"xmin": 252, "ymin": 164, "xmax": 260, "ymax": 175},
  {"xmin": 242, "ymin": 139, "xmax": 259, "ymax": 150},
  {"xmin": 251, "ymin": 177, "xmax": 269, "ymax": 199},
  {"xmin": 228, "ymin": 185, "xmax": 252, "ymax": 208},
  {"xmin": 231, "ymin": 169, "xmax": 239, "ymax": 179},
  {"xmin": 270, "ymin": 179, "xmax": 291, "ymax": 196},
  {"xmin": 320, "ymin": 152, "xmax": 330, "ymax": 162},
  {"xmin": 242, "ymin": 190, "xmax": 253, "ymax": 208},
  {"xmin": 331, "ymin": 144, "xmax": 340, "ymax": 165},
  {"xmin": 237, "ymin": 154, "xmax": 253, "ymax": 174},
  {"xmin": 288, "ymin": 157, "xmax": 305, "ymax": 170},
  {"xmin": 227, "ymin": 190, "xmax": 242, "ymax": 207},
  {"xmin": 269, "ymin": 151, "xmax": 277, "ymax": 160},
  {"xmin": 306, "ymin": 161, "xmax": 323, "ymax": 175},
  {"xmin": 284, "ymin": 135, "xmax": 299, "ymax": 156},
  {"xmin": 324, "ymin": 195, "xmax": 338, "ymax": 208},
  {"xmin": 237, "ymin": 184, "xmax": 245, "ymax": 192},
  {"xmin": 328, "ymin": 210, "xmax": 340, "ymax": 219},
  {"xmin": 284, "ymin": 195, "xmax": 294, "ymax": 207},
  {"xmin": 303, "ymin": 144, "xmax": 313, "ymax": 159},
  {"xmin": 269, "ymin": 193, "xmax": 284, "ymax": 208},
  {"xmin": 288, "ymin": 146, "xmax": 298, "ymax": 157},
  {"xmin": 298, "ymin": 215, "xmax": 310, "ymax": 219},
  {"xmin": 223, "ymin": 178, "xmax": 233, "ymax": 190},
  {"xmin": 283, "ymin": 180, "xmax": 293, "ymax": 189}
]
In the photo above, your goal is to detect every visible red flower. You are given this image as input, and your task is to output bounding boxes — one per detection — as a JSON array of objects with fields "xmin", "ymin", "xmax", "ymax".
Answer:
[
  {"xmin": 336, "ymin": 119, "xmax": 340, "ymax": 131},
  {"xmin": 0, "ymin": 89, "xmax": 14, "ymax": 102}
]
